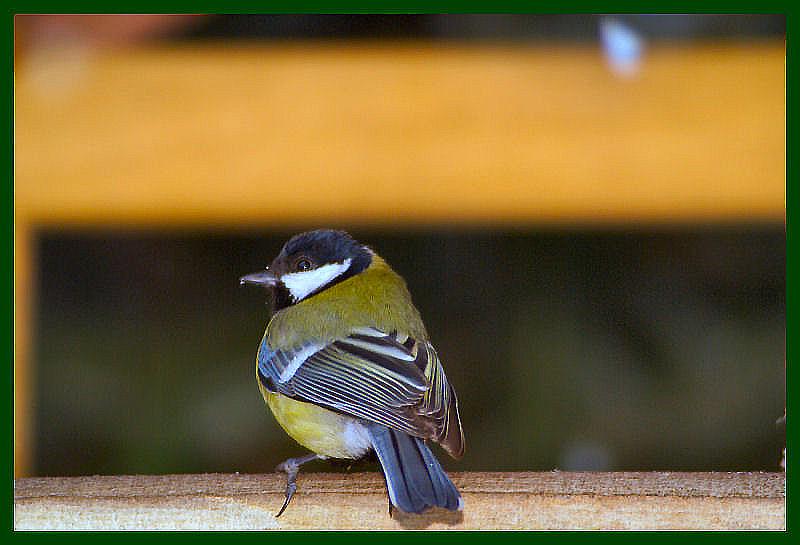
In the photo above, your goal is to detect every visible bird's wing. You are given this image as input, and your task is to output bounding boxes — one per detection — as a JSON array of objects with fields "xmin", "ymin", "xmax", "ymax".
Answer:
[{"xmin": 258, "ymin": 327, "xmax": 464, "ymax": 458}]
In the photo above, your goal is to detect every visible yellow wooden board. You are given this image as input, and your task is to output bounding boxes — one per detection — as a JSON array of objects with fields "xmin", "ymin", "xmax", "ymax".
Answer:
[{"xmin": 15, "ymin": 42, "xmax": 785, "ymax": 226}]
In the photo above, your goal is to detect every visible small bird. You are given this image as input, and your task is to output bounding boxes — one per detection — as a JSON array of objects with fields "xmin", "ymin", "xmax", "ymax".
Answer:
[{"xmin": 240, "ymin": 229, "xmax": 464, "ymax": 516}]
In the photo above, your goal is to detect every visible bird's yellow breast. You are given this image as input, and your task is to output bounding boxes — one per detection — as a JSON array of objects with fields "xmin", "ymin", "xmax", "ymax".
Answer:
[{"xmin": 261, "ymin": 384, "xmax": 371, "ymax": 460}]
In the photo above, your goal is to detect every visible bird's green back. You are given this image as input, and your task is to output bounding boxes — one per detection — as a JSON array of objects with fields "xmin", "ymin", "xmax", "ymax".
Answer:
[{"xmin": 265, "ymin": 256, "xmax": 428, "ymax": 350}]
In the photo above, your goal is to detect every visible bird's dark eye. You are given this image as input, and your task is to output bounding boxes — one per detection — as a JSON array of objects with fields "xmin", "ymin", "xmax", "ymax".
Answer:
[{"xmin": 294, "ymin": 258, "xmax": 313, "ymax": 272}]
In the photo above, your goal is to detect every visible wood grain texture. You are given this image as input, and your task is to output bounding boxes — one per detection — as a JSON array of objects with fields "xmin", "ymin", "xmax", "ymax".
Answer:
[
  {"xmin": 15, "ymin": 42, "xmax": 785, "ymax": 227},
  {"xmin": 14, "ymin": 472, "xmax": 786, "ymax": 530}
]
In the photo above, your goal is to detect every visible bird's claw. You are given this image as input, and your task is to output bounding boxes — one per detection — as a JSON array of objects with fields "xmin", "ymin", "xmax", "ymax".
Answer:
[
  {"xmin": 276, "ymin": 481, "xmax": 296, "ymax": 518},
  {"xmin": 273, "ymin": 453, "xmax": 319, "ymax": 518},
  {"xmin": 275, "ymin": 462, "xmax": 299, "ymax": 518}
]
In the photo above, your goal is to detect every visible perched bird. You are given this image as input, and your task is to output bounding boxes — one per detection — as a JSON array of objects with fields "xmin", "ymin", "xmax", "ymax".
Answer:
[{"xmin": 240, "ymin": 229, "xmax": 464, "ymax": 516}]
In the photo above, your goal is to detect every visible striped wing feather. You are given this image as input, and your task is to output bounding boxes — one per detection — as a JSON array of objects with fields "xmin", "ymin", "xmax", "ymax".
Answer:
[{"xmin": 258, "ymin": 327, "xmax": 464, "ymax": 458}]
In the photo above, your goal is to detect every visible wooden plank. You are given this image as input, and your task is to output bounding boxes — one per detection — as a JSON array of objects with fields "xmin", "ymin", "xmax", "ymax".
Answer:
[
  {"xmin": 14, "ymin": 472, "xmax": 786, "ymax": 530},
  {"xmin": 13, "ymin": 222, "xmax": 33, "ymax": 478},
  {"xmin": 14, "ymin": 42, "xmax": 785, "ymax": 227}
]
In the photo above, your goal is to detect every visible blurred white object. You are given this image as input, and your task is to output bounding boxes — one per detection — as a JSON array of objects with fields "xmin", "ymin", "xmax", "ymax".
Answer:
[
  {"xmin": 23, "ymin": 23, "xmax": 92, "ymax": 101},
  {"xmin": 600, "ymin": 17, "xmax": 645, "ymax": 77},
  {"xmin": 560, "ymin": 438, "xmax": 614, "ymax": 471}
]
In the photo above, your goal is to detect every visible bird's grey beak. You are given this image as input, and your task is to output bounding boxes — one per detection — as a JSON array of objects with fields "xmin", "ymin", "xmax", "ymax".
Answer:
[{"xmin": 239, "ymin": 269, "xmax": 278, "ymax": 288}]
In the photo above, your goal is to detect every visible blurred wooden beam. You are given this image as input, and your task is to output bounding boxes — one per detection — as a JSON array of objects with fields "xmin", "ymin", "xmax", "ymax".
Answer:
[
  {"xmin": 13, "ymin": 222, "xmax": 33, "ymax": 478},
  {"xmin": 14, "ymin": 472, "xmax": 786, "ymax": 530},
  {"xmin": 15, "ymin": 41, "xmax": 785, "ymax": 227}
]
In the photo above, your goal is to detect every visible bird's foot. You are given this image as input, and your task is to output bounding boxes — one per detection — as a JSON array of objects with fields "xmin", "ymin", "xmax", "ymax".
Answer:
[{"xmin": 274, "ymin": 453, "xmax": 320, "ymax": 517}]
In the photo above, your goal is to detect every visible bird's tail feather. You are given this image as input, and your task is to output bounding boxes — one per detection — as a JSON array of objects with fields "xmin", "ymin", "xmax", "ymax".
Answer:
[{"xmin": 367, "ymin": 423, "xmax": 462, "ymax": 514}]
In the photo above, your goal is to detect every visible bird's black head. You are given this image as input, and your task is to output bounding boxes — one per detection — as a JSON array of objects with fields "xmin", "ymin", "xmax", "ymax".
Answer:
[{"xmin": 240, "ymin": 229, "xmax": 373, "ymax": 311}]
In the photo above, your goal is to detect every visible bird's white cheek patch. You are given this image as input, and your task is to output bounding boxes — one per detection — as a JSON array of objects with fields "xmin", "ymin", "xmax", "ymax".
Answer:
[{"xmin": 281, "ymin": 258, "xmax": 352, "ymax": 302}]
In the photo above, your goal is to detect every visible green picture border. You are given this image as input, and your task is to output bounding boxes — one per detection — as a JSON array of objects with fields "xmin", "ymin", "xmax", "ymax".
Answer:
[{"xmin": 3, "ymin": 4, "xmax": 791, "ymax": 540}]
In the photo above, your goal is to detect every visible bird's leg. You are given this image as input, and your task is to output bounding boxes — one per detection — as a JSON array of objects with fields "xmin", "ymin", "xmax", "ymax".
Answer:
[{"xmin": 274, "ymin": 452, "xmax": 321, "ymax": 517}]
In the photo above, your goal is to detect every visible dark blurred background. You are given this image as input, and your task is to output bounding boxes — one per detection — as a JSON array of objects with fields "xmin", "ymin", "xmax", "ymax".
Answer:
[
  {"xmin": 16, "ymin": 14, "xmax": 785, "ymax": 477},
  {"xmin": 34, "ymin": 226, "xmax": 785, "ymax": 475},
  {"xmin": 180, "ymin": 13, "xmax": 785, "ymax": 41}
]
